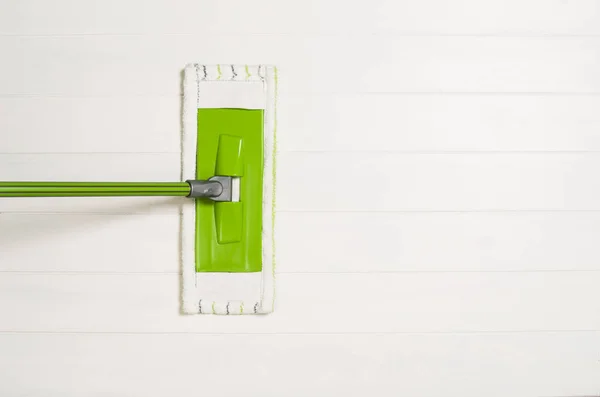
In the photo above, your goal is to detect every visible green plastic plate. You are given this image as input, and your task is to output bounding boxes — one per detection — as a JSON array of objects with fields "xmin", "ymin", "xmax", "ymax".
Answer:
[{"xmin": 195, "ymin": 108, "xmax": 264, "ymax": 272}]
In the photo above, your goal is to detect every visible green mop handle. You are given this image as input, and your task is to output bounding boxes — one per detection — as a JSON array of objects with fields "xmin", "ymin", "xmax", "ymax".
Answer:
[
  {"xmin": 0, "ymin": 178, "xmax": 231, "ymax": 200},
  {"xmin": 0, "ymin": 181, "xmax": 191, "ymax": 197}
]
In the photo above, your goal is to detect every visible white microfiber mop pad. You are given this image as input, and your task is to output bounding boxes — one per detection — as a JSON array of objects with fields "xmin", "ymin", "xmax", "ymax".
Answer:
[{"xmin": 181, "ymin": 64, "xmax": 277, "ymax": 315}]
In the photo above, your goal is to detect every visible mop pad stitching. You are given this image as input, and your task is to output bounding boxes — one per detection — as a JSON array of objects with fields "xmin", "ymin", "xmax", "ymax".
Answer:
[
  {"xmin": 194, "ymin": 64, "xmax": 200, "ymax": 108},
  {"xmin": 199, "ymin": 299, "xmax": 203, "ymax": 314},
  {"xmin": 259, "ymin": 71, "xmax": 267, "ymax": 313},
  {"xmin": 255, "ymin": 65, "xmax": 275, "ymax": 314},
  {"xmin": 254, "ymin": 303, "xmax": 258, "ymax": 313},
  {"xmin": 226, "ymin": 302, "xmax": 230, "ymax": 315},
  {"xmin": 196, "ymin": 65, "xmax": 263, "ymax": 83},
  {"xmin": 191, "ymin": 80, "xmax": 260, "ymax": 83},
  {"xmin": 271, "ymin": 67, "xmax": 278, "ymax": 308}
]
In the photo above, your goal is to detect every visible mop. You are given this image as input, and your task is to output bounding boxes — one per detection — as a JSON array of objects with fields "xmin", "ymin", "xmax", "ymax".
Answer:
[
  {"xmin": 0, "ymin": 64, "xmax": 278, "ymax": 315},
  {"xmin": 181, "ymin": 64, "xmax": 277, "ymax": 314}
]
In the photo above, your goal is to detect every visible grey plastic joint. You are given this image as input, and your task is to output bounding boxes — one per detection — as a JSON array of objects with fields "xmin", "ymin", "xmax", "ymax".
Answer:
[{"xmin": 186, "ymin": 176, "xmax": 232, "ymax": 202}]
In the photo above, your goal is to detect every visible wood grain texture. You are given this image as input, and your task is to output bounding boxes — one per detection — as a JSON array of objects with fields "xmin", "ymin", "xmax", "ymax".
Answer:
[
  {"xmin": 0, "ymin": 333, "xmax": 598, "ymax": 397},
  {"xmin": 0, "ymin": 273, "xmax": 598, "ymax": 333},
  {"xmin": 3, "ymin": 211, "xmax": 600, "ymax": 274},
  {"xmin": 0, "ymin": 97, "xmax": 181, "ymax": 153},
  {"xmin": 3, "ymin": 94, "xmax": 600, "ymax": 153},
  {"xmin": 0, "ymin": 213, "xmax": 179, "ymax": 272},
  {"xmin": 277, "ymin": 211, "xmax": 600, "ymax": 272},
  {"xmin": 2, "ymin": 0, "xmax": 600, "ymax": 394},
  {"xmin": 281, "ymin": 94, "xmax": 600, "ymax": 152},
  {"xmin": 279, "ymin": 152, "xmax": 600, "ymax": 211},
  {"xmin": 2, "ymin": 0, "xmax": 599, "ymax": 35},
  {"xmin": 0, "ymin": 36, "xmax": 598, "ymax": 96}
]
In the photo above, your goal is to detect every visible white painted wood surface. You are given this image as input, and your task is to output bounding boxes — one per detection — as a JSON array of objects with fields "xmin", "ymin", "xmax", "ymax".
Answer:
[
  {"xmin": 1, "ymin": 0, "xmax": 599, "ymax": 395},
  {"xmin": 2, "ymin": 36, "xmax": 599, "ymax": 95},
  {"xmin": 0, "ymin": 272, "xmax": 599, "ymax": 333},
  {"xmin": 1, "ymin": 333, "xmax": 598, "ymax": 397}
]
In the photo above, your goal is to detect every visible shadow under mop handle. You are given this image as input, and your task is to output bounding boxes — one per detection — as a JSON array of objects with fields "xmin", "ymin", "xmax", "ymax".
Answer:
[{"xmin": 0, "ymin": 181, "xmax": 191, "ymax": 197}]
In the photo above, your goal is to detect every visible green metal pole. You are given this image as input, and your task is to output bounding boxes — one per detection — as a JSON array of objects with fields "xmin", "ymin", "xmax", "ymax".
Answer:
[{"xmin": 0, "ymin": 182, "xmax": 191, "ymax": 197}]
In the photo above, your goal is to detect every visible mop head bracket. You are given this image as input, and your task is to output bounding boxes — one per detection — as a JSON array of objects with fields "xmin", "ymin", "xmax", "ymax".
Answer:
[{"xmin": 186, "ymin": 176, "xmax": 234, "ymax": 202}]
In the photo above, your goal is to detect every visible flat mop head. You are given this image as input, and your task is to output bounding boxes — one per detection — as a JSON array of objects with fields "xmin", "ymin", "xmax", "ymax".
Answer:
[{"xmin": 181, "ymin": 64, "xmax": 277, "ymax": 315}]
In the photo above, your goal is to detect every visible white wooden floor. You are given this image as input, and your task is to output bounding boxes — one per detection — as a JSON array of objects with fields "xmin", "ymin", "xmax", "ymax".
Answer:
[{"xmin": 1, "ymin": 1, "xmax": 600, "ymax": 396}]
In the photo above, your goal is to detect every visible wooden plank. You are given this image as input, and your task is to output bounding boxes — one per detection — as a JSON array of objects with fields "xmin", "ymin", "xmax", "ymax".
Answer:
[
  {"xmin": 0, "ymin": 213, "xmax": 179, "ymax": 273},
  {"xmin": 3, "ymin": 94, "xmax": 600, "ymax": 153},
  {"xmin": 0, "ymin": 153, "xmax": 182, "ymax": 213},
  {"xmin": 0, "ymin": 97, "xmax": 180, "ymax": 153},
  {"xmin": 281, "ymin": 94, "xmax": 600, "ymax": 152},
  {"xmin": 0, "ymin": 273, "xmax": 597, "ymax": 333},
  {"xmin": 13, "ymin": 153, "xmax": 600, "ymax": 214},
  {"xmin": 277, "ymin": 211, "xmax": 600, "ymax": 272},
  {"xmin": 2, "ymin": 0, "xmax": 599, "ymax": 35},
  {"xmin": 3, "ymin": 211, "xmax": 599, "ymax": 274},
  {"xmin": 0, "ymin": 36, "xmax": 598, "ymax": 96},
  {"xmin": 0, "ymin": 333, "xmax": 598, "ymax": 397},
  {"xmin": 278, "ymin": 152, "xmax": 600, "ymax": 211}
]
